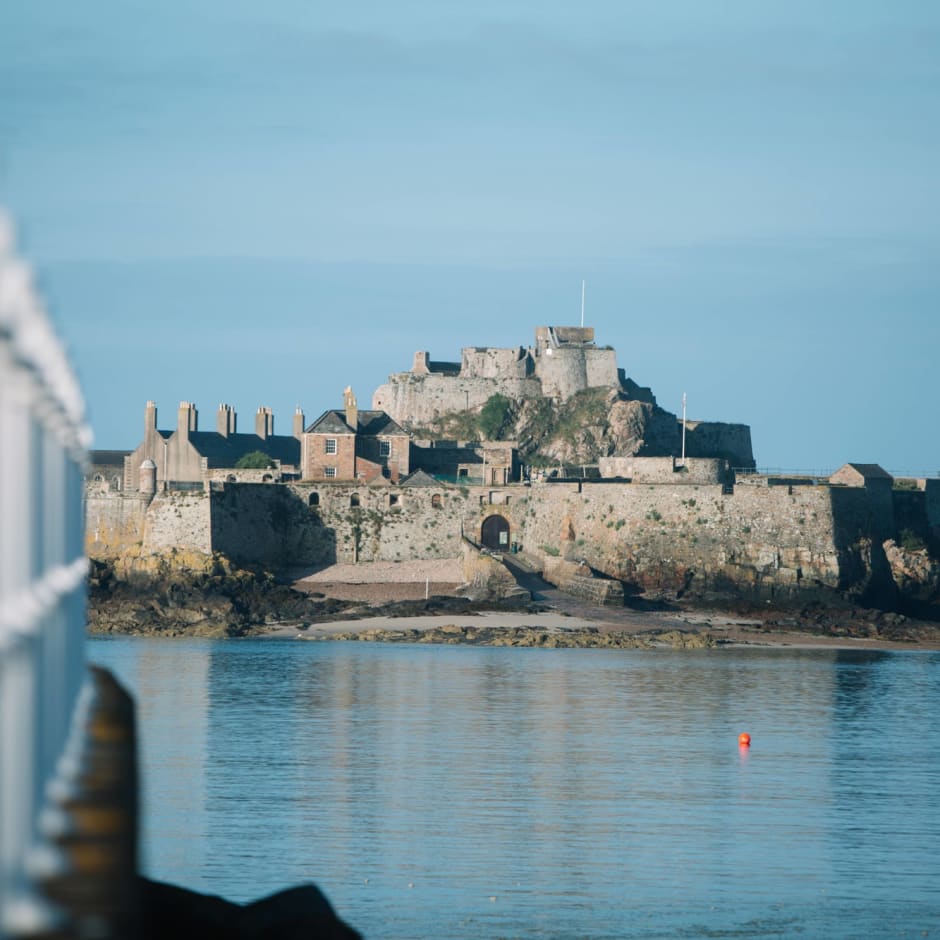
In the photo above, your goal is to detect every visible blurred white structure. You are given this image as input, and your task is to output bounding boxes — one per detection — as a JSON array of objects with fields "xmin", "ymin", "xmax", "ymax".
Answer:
[{"xmin": 0, "ymin": 210, "xmax": 92, "ymax": 937}]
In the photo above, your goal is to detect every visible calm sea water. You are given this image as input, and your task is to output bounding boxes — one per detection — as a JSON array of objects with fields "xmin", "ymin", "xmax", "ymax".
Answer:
[{"xmin": 89, "ymin": 637, "xmax": 940, "ymax": 939}]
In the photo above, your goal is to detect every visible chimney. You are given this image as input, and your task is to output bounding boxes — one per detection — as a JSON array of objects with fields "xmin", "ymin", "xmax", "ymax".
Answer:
[
  {"xmin": 343, "ymin": 387, "xmax": 358, "ymax": 431},
  {"xmin": 177, "ymin": 401, "xmax": 197, "ymax": 438},
  {"xmin": 217, "ymin": 403, "xmax": 237, "ymax": 437},
  {"xmin": 293, "ymin": 406, "xmax": 305, "ymax": 440},
  {"xmin": 255, "ymin": 406, "xmax": 274, "ymax": 440},
  {"xmin": 145, "ymin": 400, "xmax": 157, "ymax": 433}
]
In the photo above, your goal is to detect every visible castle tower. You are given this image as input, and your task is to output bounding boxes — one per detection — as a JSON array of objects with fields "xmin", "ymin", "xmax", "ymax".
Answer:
[
  {"xmin": 293, "ymin": 406, "xmax": 305, "ymax": 440},
  {"xmin": 217, "ymin": 403, "xmax": 237, "ymax": 437},
  {"xmin": 139, "ymin": 458, "xmax": 157, "ymax": 500},
  {"xmin": 343, "ymin": 387, "xmax": 358, "ymax": 430},
  {"xmin": 255, "ymin": 406, "xmax": 274, "ymax": 440},
  {"xmin": 177, "ymin": 401, "xmax": 197, "ymax": 438}
]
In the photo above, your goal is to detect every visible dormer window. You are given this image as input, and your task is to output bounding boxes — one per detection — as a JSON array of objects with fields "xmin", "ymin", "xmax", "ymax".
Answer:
[{"xmin": 325, "ymin": 438, "xmax": 337, "ymax": 454}]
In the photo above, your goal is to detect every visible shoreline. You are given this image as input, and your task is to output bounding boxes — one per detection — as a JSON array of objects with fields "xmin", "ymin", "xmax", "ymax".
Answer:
[{"xmin": 259, "ymin": 608, "xmax": 940, "ymax": 652}]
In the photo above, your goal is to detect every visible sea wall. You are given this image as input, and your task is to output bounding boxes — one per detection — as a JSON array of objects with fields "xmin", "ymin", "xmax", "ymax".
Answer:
[
  {"xmin": 85, "ymin": 474, "xmax": 931, "ymax": 607},
  {"xmin": 513, "ymin": 481, "xmax": 858, "ymax": 603}
]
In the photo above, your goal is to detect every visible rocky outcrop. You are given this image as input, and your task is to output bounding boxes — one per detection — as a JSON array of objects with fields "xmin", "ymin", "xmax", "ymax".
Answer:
[
  {"xmin": 88, "ymin": 551, "xmax": 351, "ymax": 637},
  {"xmin": 307, "ymin": 624, "xmax": 717, "ymax": 649},
  {"xmin": 884, "ymin": 540, "xmax": 940, "ymax": 604}
]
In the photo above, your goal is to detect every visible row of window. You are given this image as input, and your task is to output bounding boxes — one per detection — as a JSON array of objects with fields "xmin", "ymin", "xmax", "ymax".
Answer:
[
  {"xmin": 324, "ymin": 439, "xmax": 391, "ymax": 457},
  {"xmin": 308, "ymin": 492, "xmax": 444, "ymax": 509}
]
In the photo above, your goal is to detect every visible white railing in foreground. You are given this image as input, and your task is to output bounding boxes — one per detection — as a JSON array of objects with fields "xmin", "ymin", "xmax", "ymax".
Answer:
[{"xmin": 0, "ymin": 210, "xmax": 92, "ymax": 938}]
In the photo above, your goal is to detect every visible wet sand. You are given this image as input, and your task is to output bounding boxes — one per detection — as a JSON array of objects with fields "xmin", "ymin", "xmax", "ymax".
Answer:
[{"xmin": 268, "ymin": 559, "xmax": 940, "ymax": 651}]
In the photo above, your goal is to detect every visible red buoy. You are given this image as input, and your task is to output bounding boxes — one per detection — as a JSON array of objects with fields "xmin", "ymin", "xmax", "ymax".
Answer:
[{"xmin": 738, "ymin": 732, "xmax": 751, "ymax": 747}]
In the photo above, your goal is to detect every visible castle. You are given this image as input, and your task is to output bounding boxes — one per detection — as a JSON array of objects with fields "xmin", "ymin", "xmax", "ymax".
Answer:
[{"xmin": 84, "ymin": 325, "xmax": 939, "ymax": 611}]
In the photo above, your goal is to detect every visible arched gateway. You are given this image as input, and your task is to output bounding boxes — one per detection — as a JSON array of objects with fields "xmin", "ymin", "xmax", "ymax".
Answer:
[{"xmin": 481, "ymin": 514, "xmax": 510, "ymax": 551}]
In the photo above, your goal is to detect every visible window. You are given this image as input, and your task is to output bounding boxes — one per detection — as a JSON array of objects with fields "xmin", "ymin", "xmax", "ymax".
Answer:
[
  {"xmin": 431, "ymin": 494, "xmax": 442, "ymax": 509},
  {"xmin": 350, "ymin": 494, "xmax": 360, "ymax": 507},
  {"xmin": 325, "ymin": 467, "xmax": 336, "ymax": 478},
  {"xmin": 325, "ymin": 438, "xmax": 337, "ymax": 454},
  {"xmin": 379, "ymin": 439, "xmax": 391, "ymax": 457},
  {"xmin": 308, "ymin": 492, "xmax": 320, "ymax": 506},
  {"xmin": 389, "ymin": 494, "xmax": 399, "ymax": 506}
]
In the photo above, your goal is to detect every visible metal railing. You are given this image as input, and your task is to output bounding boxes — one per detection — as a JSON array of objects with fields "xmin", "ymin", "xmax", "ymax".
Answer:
[{"xmin": 0, "ymin": 210, "xmax": 93, "ymax": 937}]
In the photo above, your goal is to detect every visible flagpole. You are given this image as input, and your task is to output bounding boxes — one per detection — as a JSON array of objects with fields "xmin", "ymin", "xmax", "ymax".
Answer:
[{"xmin": 681, "ymin": 392, "xmax": 687, "ymax": 465}]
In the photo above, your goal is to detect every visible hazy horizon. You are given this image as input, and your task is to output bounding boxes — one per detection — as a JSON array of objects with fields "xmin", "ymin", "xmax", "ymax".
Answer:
[{"xmin": 3, "ymin": 1, "xmax": 937, "ymax": 473}]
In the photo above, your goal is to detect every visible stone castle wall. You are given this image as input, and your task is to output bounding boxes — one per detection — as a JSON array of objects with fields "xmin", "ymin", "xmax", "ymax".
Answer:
[
  {"xmin": 683, "ymin": 421, "xmax": 755, "ymax": 468},
  {"xmin": 85, "ymin": 491, "xmax": 211, "ymax": 557},
  {"xmin": 373, "ymin": 373, "xmax": 542, "ymax": 427},
  {"xmin": 86, "ymin": 472, "xmax": 927, "ymax": 606}
]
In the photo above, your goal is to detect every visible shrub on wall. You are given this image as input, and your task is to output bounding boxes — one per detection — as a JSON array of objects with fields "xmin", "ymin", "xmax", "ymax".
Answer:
[{"xmin": 235, "ymin": 451, "xmax": 274, "ymax": 469}]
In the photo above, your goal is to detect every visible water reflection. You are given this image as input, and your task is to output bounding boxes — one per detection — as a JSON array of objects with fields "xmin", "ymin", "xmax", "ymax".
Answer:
[{"xmin": 92, "ymin": 640, "xmax": 940, "ymax": 939}]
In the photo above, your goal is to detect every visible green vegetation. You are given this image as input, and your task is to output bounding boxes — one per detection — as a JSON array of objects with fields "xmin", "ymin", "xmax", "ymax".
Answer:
[
  {"xmin": 899, "ymin": 528, "xmax": 927, "ymax": 552},
  {"xmin": 478, "ymin": 393, "xmax": 514, "ymax": 440},
  {"xmin": 235, "ymin": 450, "xmax": 274, "ymax": 469},
  {"xmin": 542, "ymin": 545, "xmax": 561, "ymax": 557}
]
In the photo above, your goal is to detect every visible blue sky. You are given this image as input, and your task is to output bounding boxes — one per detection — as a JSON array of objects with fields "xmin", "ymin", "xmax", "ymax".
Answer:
[{"xmin": 2, "ymin": 1, "xmax": 938, "ymax": 473}]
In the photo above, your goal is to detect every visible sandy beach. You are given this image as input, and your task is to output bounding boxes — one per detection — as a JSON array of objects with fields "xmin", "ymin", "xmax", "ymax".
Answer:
[{"xmin": 268, "ymin": 560, "xmax": 940, "ymax": 650}]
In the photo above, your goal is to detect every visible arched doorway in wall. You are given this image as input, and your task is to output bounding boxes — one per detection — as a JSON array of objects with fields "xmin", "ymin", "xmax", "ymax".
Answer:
[{"xmin": 481, "ymin": 514, "xmax": 510, "ymax": 551}]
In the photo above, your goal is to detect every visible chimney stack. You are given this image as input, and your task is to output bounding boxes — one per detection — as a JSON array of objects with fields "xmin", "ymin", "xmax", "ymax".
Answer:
[
  {"xmin": 217, "ymin": 403, "xmax": 237, "ymax": 437},
  {"xmin": 255, "ymin": 406, "xmax": 274, "ymax": 440},
  {"xmin": 343, "ymin": 387, "xmax": 358, "ymax": 431},
  {"xmin": 293, "ymin": 406, "xmax": 305, "ymax": 441},
  {"xmin": 177, "ymin": 401, "xmax": 197, "ymax": 437},
  {"xmin": 145, "ymin": 400, "xmax": 157, "ymax": 433}
]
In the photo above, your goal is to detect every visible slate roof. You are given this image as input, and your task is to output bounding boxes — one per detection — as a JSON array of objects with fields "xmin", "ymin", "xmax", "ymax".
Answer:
[
  {"xmin": 839, "ymin": 463, "xmax": 893, "ymax": 481},
  {"xmin": 90, "ymin": 450, "xmax": 131, "ymax": 467},
  {"xmin": 400, "ymin": 469, "xmax": 440, "ymax": 487},
  {"xmin": 305, "ymin": 410, "xmax": 407, "ymax": 437},
  {"xmin": 185, "ymin": 432, "xmax": 300, "ymax": 468}
]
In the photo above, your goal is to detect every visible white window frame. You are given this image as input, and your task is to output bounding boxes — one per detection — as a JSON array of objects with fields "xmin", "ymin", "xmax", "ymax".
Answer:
[
  {"xmin": 325, "ymin": 438, "xmax": 337, "ymax": 454},
  {"xmin": 324, "ymin": 466, "xmax": 337, "ymax": 478}
]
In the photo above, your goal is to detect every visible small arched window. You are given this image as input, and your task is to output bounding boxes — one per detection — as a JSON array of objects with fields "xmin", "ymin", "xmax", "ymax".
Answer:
[
  {"xmin": 308, "ymin": 492, "xmax": 320, "ymax": 507},
  {"xmin": 93, "ymin": 473, "xmax": 104, "ymax": 482},
  {"xmin": 227, "ymin": 474, "xmax": 237, "ymax": 483},
  {"xmin": 350, "ymin": 494, "xmax": 360, "ymax": 507},
  {"xmin": 262, "ymin": 473, "xmax": 274, "ymax": 483}
]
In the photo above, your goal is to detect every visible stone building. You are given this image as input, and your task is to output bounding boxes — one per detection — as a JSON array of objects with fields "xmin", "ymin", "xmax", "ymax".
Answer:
[
  {"xmin": 86, "ymin": 450, "xmax": 131, "ymax": 492},
  {"xmin": 303, "ymin": 388, "xmax": 410, "ymax": 483},
  {"xmin": 123, "ymin": 400, "xmax": 303, "ymax": 492},
  {"xmin": 373, "ymin": 325, "xmax": 619, "ymax": 427},
  {"xmin": 410, "ymin": 439, "xmax": 521, "ymax": 485}
]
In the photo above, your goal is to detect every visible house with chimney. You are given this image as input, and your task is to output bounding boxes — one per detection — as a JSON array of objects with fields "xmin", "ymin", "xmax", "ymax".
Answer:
[
  {"xmin": 123, "ymin": 400, "xmax": 303, "ymax": 492},
  {"xmin": 303, "ymin": 388, "xmax": 410, "ymax": 483}
]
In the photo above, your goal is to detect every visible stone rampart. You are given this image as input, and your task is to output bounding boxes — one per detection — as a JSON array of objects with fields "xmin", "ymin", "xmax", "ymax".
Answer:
[
  {"xmin": 85, "ymin": 469, "xmax": 929, "ymax": 606},
  {"xmin": 373, "ymin": 373, "xmax": 541, "ymax": 427},
  {"xmin": 683, "ymin": 421, "xmax": 754, "ymax": 468},
  {"xmin": 598, "ymin": 456, "xmax": 730, "ymax": 485}
]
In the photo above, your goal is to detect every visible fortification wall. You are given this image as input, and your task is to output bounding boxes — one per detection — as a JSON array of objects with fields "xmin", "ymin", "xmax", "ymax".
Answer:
[
  {"xmin": 683, "ymin": 421, "xmax": 754, "ymax": 467},
  {"xmin": 598, "ymin": 457, "xmax": 730, "ymax": 484},
  {"xmin": 143, "ymin": 491, "xmax": 212, "ymax": 554},
  {"xmin": 86, "ymin": 491, "xmax": 213, "ymax": 557},
  {"xmin": 86, "ymin": 494, "xmax": 151, "ymax": 556},
  {"xmin": 373, "ymin": 374, "xmax": 541, "ymax": 427},
  {"xmin": 512, "ymin": 482, "xmax": 851, "ymax": 603},
  {"xmin": 460, "ymin": 346, "xmax": 530, "ymax": 379}
]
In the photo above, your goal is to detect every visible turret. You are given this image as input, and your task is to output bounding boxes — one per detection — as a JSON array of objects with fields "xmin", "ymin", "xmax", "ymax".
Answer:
[{"xmin": 139, "ymin": 458, "xmax": 157, "ymax": 499}]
